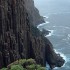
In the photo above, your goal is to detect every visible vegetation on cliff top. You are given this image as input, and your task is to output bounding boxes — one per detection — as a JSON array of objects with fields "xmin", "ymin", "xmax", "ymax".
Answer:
[{"xmin": 1, "ymin": 59, "xmax": 46, "ymax": 70}]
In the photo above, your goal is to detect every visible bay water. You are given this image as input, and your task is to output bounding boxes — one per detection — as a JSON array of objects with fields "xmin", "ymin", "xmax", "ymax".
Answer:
[{"xmin": 34, "ymin": 0, "xmax": 70, "ymax": 70}]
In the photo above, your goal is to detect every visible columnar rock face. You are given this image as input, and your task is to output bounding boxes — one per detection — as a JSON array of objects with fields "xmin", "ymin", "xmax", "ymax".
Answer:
[
  {"xmin": 0, "ymin": 0, "xmax": 65, "ymax": 69},
  {"xmin": 24, "ymin": 0, "xmax": 45, "ymax": 26}
]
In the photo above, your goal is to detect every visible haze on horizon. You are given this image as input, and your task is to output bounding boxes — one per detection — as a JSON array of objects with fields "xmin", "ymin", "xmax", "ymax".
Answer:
[{"xmin": 34, "ymin": 0, "xmax": 70, "ymax": 16}]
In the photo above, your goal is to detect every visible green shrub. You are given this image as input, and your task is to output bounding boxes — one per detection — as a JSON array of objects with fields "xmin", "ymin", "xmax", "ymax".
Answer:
[
  {"xmin": 37, "ymin": 67, "xmax": 46, "ymax": 70},
  {"xmin": 26, "ymin": 64, "xmax": 36, "ymax": 70},
  {"xmin": 18, "ymin": 59, "xmax": 27, "ymax": 65},
  {"xmin": 10, "ymin": 65, "xmax": 24, "ymax": 70},
  {"xmin": 26, "ymin": 59, "xmax": 36, "ymax": 64},
  {"xmin": 1, "ymin": 68, "xmax": 8, "ymax": 70},
  {"xmin": 1, "ymin": 59, "xmax": 46, "ymax": 70}
]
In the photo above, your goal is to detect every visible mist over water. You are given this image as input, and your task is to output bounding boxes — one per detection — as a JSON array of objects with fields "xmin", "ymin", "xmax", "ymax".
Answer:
[
  {"xmin": 34, "ymin": 0, "xmax": 70, "ymax": 70},
  {"xmin": 34, "ymin": 0, "xmax": 70, "ymax": 16}
]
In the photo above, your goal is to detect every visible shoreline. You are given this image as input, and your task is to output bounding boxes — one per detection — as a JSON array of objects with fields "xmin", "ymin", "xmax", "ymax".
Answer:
[{"xmin": 37, "ymin": 16, "xmax": 66, "ymax": 69}]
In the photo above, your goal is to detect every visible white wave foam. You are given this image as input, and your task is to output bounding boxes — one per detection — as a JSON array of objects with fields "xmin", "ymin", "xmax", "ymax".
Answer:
[
  {"xmin": 37, "ymin": 21, "xmax": 49, "ymax": 28},
  {"xmin": 43, "ymin": 16, "xmax": 49, "ymax": 19},
  {"xmin": 53, "ymin": 26, "xmax": 56, "ymax": 27},
  {"xmin": 67, "ymin": 34, "xmax": 70, "ymax": 40},
  {"xmin": 68, "ymin": 34, "xmax": 70, "ymax": 37},
  {"xmin": 54, "ymin": 49, "xmax": 66, "ymax": 61},
  {"xmin": 53, "ymin": 49, "xmax": 67, "ymax": 70},
  {"xmin": 54, "ymin": 49, "xmax": 67, "ymax": 67},
  {"xmin": 62, "ymin": 39, "xmax": 67, "ymax": 41},
  {"xmin": 45, "ymin": 30, "xmax": 54, "ymax": 37},
  {"xmin": 37, "ymin": 16, "xmax": 50, "ymax": 29},
  {"xmin": 65, "ymin": 27, "xmax": 70, "ymax": 29},
  {"xmin": 45, "ymin": 21, "xmax": 50, "ymax": 24}
]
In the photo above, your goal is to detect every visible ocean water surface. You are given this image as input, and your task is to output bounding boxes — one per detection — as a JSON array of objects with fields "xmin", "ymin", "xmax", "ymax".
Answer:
[{"xmin": 34, "ymin": 0, "xmax": 70, "ymax": 70}]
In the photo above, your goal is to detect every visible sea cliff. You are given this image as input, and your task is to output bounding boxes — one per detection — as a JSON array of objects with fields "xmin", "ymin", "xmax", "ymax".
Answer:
[{"xmin": 0, "ymin": 0, "xmax": 65, "ymax": 69}]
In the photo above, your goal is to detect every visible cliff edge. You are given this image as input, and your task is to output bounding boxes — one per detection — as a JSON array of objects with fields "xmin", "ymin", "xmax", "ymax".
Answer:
[
  {"xmin": 24, "ymin": 0, "xmax": 45, "ymax": 26},
  {"xmin": 0, "ymin": 0, "xmax": 65, "ymax": 69}
]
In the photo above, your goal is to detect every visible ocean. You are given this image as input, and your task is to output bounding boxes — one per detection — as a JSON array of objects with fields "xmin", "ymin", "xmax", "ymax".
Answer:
[{"xmin": 34, "ymin": 0, "xmax": 70, "ymax": 70}]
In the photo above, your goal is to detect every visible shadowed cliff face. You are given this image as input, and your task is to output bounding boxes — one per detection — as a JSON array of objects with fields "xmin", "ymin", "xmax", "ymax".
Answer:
[
  {"xmin": 24, "ymin": 0, "xmax": 45, "ymax": 26},
  {"xmin": 0, "ymin": 0, "xmax": 65, "ymax": 69}
]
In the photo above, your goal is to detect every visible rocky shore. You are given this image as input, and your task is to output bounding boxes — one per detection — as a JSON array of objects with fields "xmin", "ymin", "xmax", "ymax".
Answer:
[{"xmin": 0, "ymin": 0, "xmax": 65, "ymax": 69}]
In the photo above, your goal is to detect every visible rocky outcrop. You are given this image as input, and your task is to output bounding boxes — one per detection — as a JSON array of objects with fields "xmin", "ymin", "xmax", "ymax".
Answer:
[
  {"xmin": 41, "ymin": 29, "xmax": 51, "ymax": 36},
  {"xmin": 24, "ymin": 0, "xmax": 45, "ymax": 26},
  {"xmin": 0, "ymin": 0, "xmax": 65, "ymax": 69}
]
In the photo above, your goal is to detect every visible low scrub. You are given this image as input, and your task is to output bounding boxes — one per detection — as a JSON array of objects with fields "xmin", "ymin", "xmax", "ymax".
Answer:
[{"xmin": 1, "ymin": 59, "xmax": 46, "ymax": 70}]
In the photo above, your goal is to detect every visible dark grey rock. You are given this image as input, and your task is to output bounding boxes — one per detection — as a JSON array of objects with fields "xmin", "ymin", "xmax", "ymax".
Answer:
[{"xmin": 0, "ymin": 0, "xmax": 65, "ymax": 69}]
